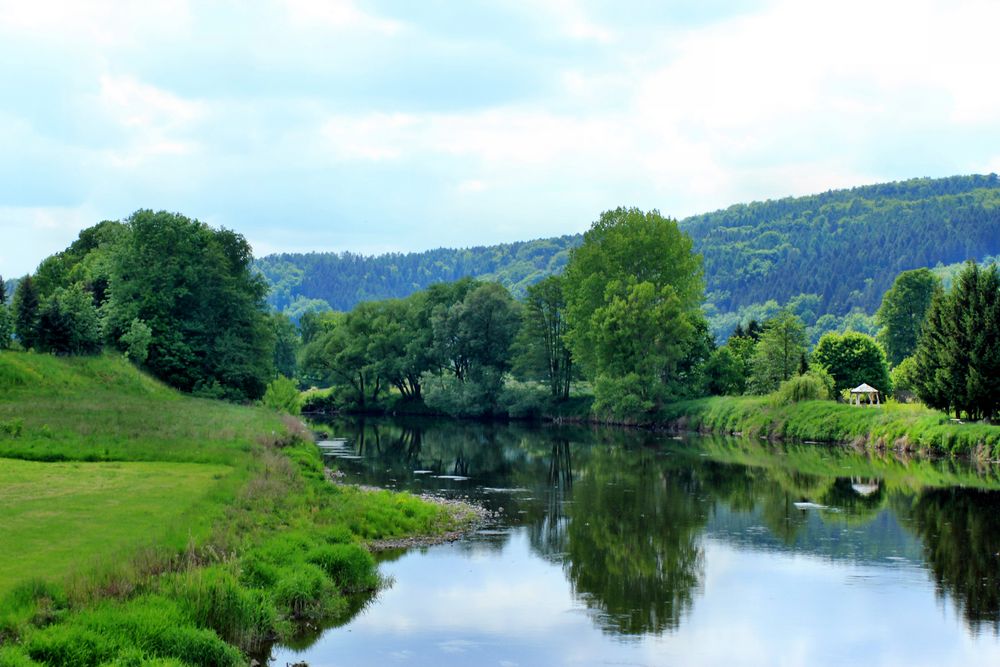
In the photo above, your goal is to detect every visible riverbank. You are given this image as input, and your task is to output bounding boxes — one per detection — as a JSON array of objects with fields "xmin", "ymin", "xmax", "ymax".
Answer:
[
  {"xmin": 0, "ymin": 352, "xmax": 473, "ymax": 666},
  {"xmin": 659, "ymin": 396, "xmax": 1000, "ymax": 459}
]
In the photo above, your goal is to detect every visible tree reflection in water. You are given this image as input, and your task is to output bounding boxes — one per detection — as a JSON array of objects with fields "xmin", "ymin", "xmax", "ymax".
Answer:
[
  {"xmin": 310, "ymin": 416, "xmax": 1000, "ymax": 639},
  {"xmin": 901, "ymin": 487, "xmax": 1000, "ymax": 633},
  {"xmin": 563, "ymin": 446, "xmax": 709, "ymax": 635}
]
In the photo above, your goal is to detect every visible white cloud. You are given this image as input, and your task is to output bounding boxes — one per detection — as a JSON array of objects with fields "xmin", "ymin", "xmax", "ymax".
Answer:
[
  {"xmin": 95, "ymin": 74, "xmax": 205, "ymax": 166},
  {"xmin": 282, "ymin": 0, "xmax": 403, "ymax": 35}
]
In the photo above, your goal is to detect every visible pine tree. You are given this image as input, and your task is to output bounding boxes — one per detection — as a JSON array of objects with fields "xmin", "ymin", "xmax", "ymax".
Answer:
[
  {"xmin": 914, "ymin": 262, "xmax": 1000, "ymax": 420},
  {"xmin": 13, "ymin": 276, "xmax": 40, "ymax": 350}
]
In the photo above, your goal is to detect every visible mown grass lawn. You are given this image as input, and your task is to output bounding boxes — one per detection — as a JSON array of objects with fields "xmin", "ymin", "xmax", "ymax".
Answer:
[{"xmin": 0, "ymin": 459, "xmax": 232, "ymax": 596}]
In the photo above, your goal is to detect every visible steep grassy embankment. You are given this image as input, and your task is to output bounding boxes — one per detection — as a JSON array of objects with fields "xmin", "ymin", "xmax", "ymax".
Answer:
[
  {"xmin": 662, "ymin": 396, "xmax": 1000, "ymax": 458},
  {"xmin": 0, "ymin": 352, "xmax": 468, "ymax": 666}
]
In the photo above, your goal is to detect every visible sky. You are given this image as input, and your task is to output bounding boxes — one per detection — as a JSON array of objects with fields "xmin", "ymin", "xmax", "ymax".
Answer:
[{"xmin": 2, "ymin": 0, "xmax": 1000, "ymax": 277}]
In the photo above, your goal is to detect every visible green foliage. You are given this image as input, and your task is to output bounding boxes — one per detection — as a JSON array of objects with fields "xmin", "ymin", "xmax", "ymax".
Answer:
[
  {"xmin": 687, "ymin": 174, "xmax": 1000, "ymax": 315},
  {"xmin": 876, "ymin": 268, "xmax": 941, "ymax": 366},
  {"xmin": 262, "ymin": 376, "xmax": 302, "ymax": 415},
  {"xmin": 12, "ymin": 276, "xmax": 40, "ymax": 350},
  {"xmin": 748, "ymin": 311, "xmax": 808, "ymax": 394},
  {"xmin": 812, "ymin": 331, "xmax": 891, "ymax": 395},
  {"xmin": 257, "ymin": 176, "xmax": 1000, "ymax": 341},
  {"xmin": 563, "ymin": 208, "xmax": 706, "ymax": 418},
  {"xmin": 103, "ymin": 210, "xmax": 275, "ymax": 401},
  {"xmin": 270, "ymin": 312, "xmax": 299, "ymax": 379},
  {"xmin": 513, "ymin": 275, "xmax": 574, "ymax": 399},
  {"xmin": 422, "ymin": 368, "xmax": 506, "ymax": 418},
  {"xmin": 36, "ymin": 284, "xmax": 102, "ymax": 355},
  {"xmin": 914, "ymin": 261, "xmax": 1000, "ymax": 420},
  {"xmin": 702, "ymin": 346, "xmax": 745, "ymax": 396},
  {"xmin": 0, "ymin": 304, "xmax": 12, "ymax": 350},
  {"xmin": 591, "ymin": 373, "xmax": 655, "ymax": 423},
  {"xmin": 255, "ymin": 234, "xmax": 580, "ymax": 313},
  {"xmin": 431, "ymin": 282, "xmax": 521, "ymax": 386},
  {"xmin": 120, "ymin": 319, "xmax": 153, "ymax": 365},
  {"xmin": 663, "ymin": 396, "xmax": 1000, "ymax": 457},
  {"xmin": 890, "ymin": 356, "xmax": 919, "ymax": 398},
  {"xmin": 773, "ymin": 372, "xmax": 831, "ymax": 405}
]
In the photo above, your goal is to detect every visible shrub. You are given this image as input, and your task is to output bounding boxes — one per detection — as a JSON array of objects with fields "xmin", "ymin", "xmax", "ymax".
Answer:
[
  {"xmin": 262, "ymin": 376, "xmax": 302, "ymax": 415},
  {"xmin": 499, "ymin": 381, "xmax": 551, "ymax": 420},
  {"xmin": 0, "ymin": 418, "xmax": 24, "ymax": 437},
  {"xmin": 592, "ymin": 373, "xmax": 655, "ymax": 423},
  {"xmin": 773, "ymin": 372, "xmax": 831, "ymax": 405}
]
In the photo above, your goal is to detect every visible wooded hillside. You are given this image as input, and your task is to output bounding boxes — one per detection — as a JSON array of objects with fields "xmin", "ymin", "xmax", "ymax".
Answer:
[{"xmin": 255, "ymin": 174, "xmax": 1000, "ymax": 321}]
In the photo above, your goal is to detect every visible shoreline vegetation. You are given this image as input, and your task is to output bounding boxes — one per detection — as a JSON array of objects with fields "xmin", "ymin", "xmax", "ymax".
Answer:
[
  {"xmin": 0, "ymin": 352, "xmax": 475, "ymax": 666},
  {"xmin": 305, "ymin": 388, "xmax": 1000, "ymax": 461}
]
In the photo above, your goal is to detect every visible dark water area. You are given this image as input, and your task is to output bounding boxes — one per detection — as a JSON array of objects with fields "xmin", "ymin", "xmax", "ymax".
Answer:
[{"xmin": 271, "ymin": 417, "xmax": 1000, "ymax": 666}]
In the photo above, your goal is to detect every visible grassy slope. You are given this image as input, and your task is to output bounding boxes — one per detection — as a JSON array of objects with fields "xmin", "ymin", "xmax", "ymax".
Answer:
[
  {"xmin": 662, "ymin": 396, "xmax": 1000, "ymax": 458},
  {"xmin": 0, "ymin": 352, "xmax": 465, "ymax": 666}
]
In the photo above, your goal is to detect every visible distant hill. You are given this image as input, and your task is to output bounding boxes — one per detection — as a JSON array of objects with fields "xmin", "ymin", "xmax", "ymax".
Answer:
[{"xmin": 256, "ymin": 174, "xmax": 1000, "ymax": 328}]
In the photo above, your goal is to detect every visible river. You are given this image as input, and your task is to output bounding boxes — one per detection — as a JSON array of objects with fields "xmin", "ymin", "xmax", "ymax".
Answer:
[{"xmin": 270, "ymin": 417, "xmax": 1000, "ymax": 666}]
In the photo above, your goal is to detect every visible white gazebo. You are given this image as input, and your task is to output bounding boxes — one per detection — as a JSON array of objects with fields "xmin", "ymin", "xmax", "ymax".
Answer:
[{"xmin": 849, "ymin": 383, "xmax": 881, "ymax": 406}]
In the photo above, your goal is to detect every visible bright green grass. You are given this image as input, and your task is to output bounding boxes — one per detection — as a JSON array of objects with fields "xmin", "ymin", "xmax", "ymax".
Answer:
[
  {"xmin": 0, "ymin": 353, "xmax": 289, "ymax": 465},
  {"xmin": 662, "ymin": 395, "xmax": 1000, "ymax": 457},
  {"xmin": 0, "ymin": 351, "xmax": 466, "ymax": 665},
  {"xmin": 0, "ymin": 460, "xmax": 232, "ymax": 596}
]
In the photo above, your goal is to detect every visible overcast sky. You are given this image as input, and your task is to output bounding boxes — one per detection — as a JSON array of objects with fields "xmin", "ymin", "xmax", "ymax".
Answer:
[{"xmin": 2, "ymin": 0, "xmax": 999, "ymax": 276}]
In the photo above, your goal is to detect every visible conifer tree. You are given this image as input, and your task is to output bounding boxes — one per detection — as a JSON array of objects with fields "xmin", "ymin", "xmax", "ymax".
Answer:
[
  {"xmin": 914, "ymin": 262, "xmax": 1000, "ymax": 420},
  {"xmin": 13, "ymin": 275, "xmax": 40, "ymax": 350}
]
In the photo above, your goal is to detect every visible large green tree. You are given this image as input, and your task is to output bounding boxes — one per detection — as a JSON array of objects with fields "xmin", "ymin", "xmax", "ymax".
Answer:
[
  {"xmin": 514, "ymin": 275, "xmax": 573, "ymax": 399},
  {"xmin": 104, "ymin": 210, "xmax": 274, "ymax": 400},
  {"xmin": 811, "ymin": 331, "xmax": 891, "ymax": 395},
  {"xmin": 562, "ymin": 207, "xmax": 705, "ymax": 416},
  {"xmin": 913, "ymin": 262, "xmax": 1000, "ymax": 420},
  {"xmin": 36, "ymin": 284, "xmax": 102, "ymax": 355},
  {"xmin": 876, "ymin": 268, "xmax": 941, "ymax": 366},
  {"xmin": 748, "ymin": 311, "xmax": 808, "ymax": 394}
]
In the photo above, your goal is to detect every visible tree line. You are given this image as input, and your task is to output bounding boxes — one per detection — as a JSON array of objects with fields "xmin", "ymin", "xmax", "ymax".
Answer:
[
  {"xmin": 5, "ymin": 201, "xmax": 997, "ymax": 423},
  {"xmin": 292, "ymin": 206, "xmax": 1000, "ymax": 424}
]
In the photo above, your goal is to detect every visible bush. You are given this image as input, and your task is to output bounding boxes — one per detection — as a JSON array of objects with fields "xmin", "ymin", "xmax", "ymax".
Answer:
[
  {"xmin": 262, "ymin": 376, "xmax": 302, "ymax": 415},
  {"xmin": 891, "ymin": 355, "xmax": 919, "ymax": 400},
  {"xmin": 773, "ymin": 372, "xmax": 831, "ymax": 405},
  {"xmin": 499, "ymin": 381, "xmax": 552, "ymax": 420},
  {"xmin": 422, "ymin": 370, "xmax": 504, "ymax": 418},
  {"xmin": 592, "ymin": 373, "xmax": 656, "ymax": 423}
]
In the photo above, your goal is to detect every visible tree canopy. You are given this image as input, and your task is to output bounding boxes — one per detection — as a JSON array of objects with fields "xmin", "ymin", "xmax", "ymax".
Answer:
[
  {"xmin": 913, "ymin": 261, "xmax": 1000, "ymax": 420},
  {"xmin": 811, "ymin": 331, "xmax": 891, "ymax": 395},
  {"xmin": 876, "ymin": 268, "xmax": 941, "ymax": 366}
]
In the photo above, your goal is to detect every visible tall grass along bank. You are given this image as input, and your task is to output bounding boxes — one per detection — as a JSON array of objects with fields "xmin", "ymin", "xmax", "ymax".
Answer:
[
  {"xmin": 0, "ymin": 352, "xmax": 469, "ymax": 666},
  {"xmin": 661, "ymin": 396, "xmax": 1000, "ymax": 459}
]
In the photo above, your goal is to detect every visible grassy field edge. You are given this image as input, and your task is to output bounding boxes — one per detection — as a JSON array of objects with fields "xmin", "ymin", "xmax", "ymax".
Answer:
[{"xmin": 0, "ymin": 352, "xmax": 473, "ymax": 667}]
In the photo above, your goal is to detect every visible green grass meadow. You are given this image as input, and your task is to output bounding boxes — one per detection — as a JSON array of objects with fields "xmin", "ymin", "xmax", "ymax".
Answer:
[
  {"xmin": 0, "ymin": 460, "xmax": 232, "ymax": 596},
  {"xmin": 0, "ymin": 352, "xmax": 464, "ymax": 666}
]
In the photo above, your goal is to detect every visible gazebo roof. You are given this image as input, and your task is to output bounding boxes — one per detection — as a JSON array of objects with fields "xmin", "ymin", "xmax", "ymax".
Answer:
[{"xmin": 850, "ymin": 383, "xmax": 879, "ymax": 394}]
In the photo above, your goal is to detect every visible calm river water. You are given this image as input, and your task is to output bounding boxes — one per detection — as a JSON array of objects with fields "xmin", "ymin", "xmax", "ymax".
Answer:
[{"xmin": 271, "ymin": 417, "xmax": 1000, "ymax": 667}]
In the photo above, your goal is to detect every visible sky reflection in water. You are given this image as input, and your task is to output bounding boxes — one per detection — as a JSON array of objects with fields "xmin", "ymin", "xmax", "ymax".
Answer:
[{"xmin": 272, "ymin": 418, "xmax": 1000, "ymax": 667}]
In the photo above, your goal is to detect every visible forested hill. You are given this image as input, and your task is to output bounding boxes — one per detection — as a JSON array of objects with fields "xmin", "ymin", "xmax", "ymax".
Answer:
[
  {"xmin": 256, "ymin": 174, "xmax": 1000, "ymax": 318},
  {"xmin": 257, "ymin": 235, "xmax": 581, "ymax": 316}
]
